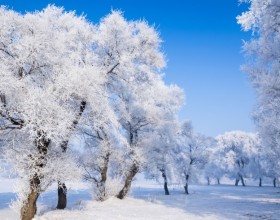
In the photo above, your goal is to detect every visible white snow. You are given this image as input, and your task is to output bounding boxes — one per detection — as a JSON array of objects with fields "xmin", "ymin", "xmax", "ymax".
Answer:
[{"xmin": 0, "ymin": 177, "xmax": 280, "ymax": 220}]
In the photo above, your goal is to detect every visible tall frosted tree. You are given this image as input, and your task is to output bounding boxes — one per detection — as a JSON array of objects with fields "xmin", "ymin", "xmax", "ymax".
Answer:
[
  {"xmin": 0, "ymin": 6, "xmax": 114, "ymax": 220},
  {"xmin": 237, "ymin": 0, "xmax": 280, "ymax": 178},
  {"xmin": 113, "ymin": 74, "xmax": 183, "ymax": 199},
  {"xmin": 142, "ymin": 87, "xmax": 183, "ymax": 196},
  {"xmin": 80, "ymin": 119, "xmax": 125, "ymax": 201},
  {"xmin": 143, "ymin": 123, "xmax": 178, "ymax": 195},
  {"xmin": 0, "ymin": 8, "xmax": 185, "ymax": 220},
  {"xmin": 91, "ymin": 11, "xmax": 184, "ymax": 199}
]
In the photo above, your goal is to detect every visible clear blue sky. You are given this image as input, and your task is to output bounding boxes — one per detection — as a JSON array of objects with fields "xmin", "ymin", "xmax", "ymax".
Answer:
[{"xmin": 1, "ymin": 0, "xmax": 255, "ymax": 137}]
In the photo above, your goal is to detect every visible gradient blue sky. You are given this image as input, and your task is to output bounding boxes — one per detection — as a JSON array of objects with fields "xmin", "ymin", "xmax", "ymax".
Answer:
[{"xmin": 0, "ymin": 0, "xmax": 255, "ymax": 137}]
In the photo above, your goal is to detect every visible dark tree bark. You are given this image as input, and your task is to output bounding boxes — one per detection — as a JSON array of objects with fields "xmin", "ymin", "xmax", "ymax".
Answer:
[
  {"xmin": 235, "ymin": 178, "xmax": 239, "ymax": 186},
  {"xmin": 217, "ymin": 177, "xmax": 220, "ymax": 185},
  {"xmin": 160, "ymin": 169, "xmax": 169, "ymax": 195},
  {"xmin": 164, "ymin": 182, "xmax": 169, "ymax": 195},
  {"xmin": 56, "ymin": 182, "xmax": 67, "ymax": 209},
  {"xmin": 117, "ymin": 123, "xmax": 140, "ymax": 200},
  {"xmin": 184, "ymin": 174, "xmax": 189, "ymax": 194},
  {"xmin": 235, "ymin": 174, "xmax": 245, "ymax": 186},
  {"xmin": 56, "ymin": 101, "xmax": 86, "ymax": 209},
  {"xmin": 240, "ymin": 175, "xmax": 245, "ymax": 186},
  {"xmin": 21, "ymin": 131, "xmax": 50, "ymax": 220},
  {"xmin": 95, "ymin": 152, "xmax": 110, "ymax": 201},
  {"xmin": 259, "ymin": 178, "xmax": 262, "ymax": 187},
  {"xmin": 117, "ymin": 163, "xmax": 138, "ymax": 199},
  {"xmin": 273, "ymin": 178, "xmax": 277, "ymax": 187},
  {"xmin": 207, "ymin": 177, "xmax": 210, "ymax": 185},
  {"xmin": 56, "ymin": 141, "xmax": 68, "ymax": 209},
  {"xmin": 100, "ymin": 152, "xmax": 110, "ymax": 184}
]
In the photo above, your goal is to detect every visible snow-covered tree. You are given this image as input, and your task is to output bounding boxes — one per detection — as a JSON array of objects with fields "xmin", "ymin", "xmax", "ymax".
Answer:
[
  {"xmin": 0, "ymin": 6, "xmax": 114, "ymax": 220},
  {"xmin": 175, "ymin": 122, "xmax": 211, "ymax": 194},
  {"xmin": 92, "ymin": 11, "xmax": 166, "ymax": 200},
  {"xmin": 114, "ymin": 76, "xmax": 183, "ymax": 199},
  {"xmin": 79, "ymin": 120, "xmax": 125, "ymax": 201},
  {"xmin": 237, "ymin": 0, "xmax": 280, "ymax": 179},
  {"xmin": 143, "ymin": 108, "xmax": 182, "ymax": 195},
  {"xmin": 246, "ymin": 136, "xmax": 269, "ymax": 187},
  {"xmin": 90, "ymin": 11, "xmax": 184, "ymax": 199},
  {"xmin": 0, "ymin": 8, "xmax": 185, "ymax": 218},
  {"xmin": 257, "ymin": 150, "xmax": 280, "ymax": 187},
  {"xmin": 143, "ymin": 123, "xmax": 178, "ymax": 195},
  {"xmin": 202, "ymin": 139, "xmax": 225, "ymax": 185},
  {"xmin": 216, "ymin": 131, "xmax": 258, "ymax": 186}
]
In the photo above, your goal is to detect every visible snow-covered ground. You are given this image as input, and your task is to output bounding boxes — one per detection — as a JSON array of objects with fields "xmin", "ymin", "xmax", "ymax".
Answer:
[{"xmin": 0, "ymin": 177, "xmax": 280, "ymax": 220}]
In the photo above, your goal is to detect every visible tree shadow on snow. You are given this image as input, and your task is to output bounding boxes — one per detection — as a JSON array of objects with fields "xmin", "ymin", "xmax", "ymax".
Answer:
[{"xmin": 131, "ymin": 184, "xmax": 280, "ymax": 220}]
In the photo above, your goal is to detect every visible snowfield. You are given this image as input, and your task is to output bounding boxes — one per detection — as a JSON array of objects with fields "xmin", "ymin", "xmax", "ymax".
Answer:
[{"xmin": 0, "ymin": 178, "xmax": 280, "ymax": 220}]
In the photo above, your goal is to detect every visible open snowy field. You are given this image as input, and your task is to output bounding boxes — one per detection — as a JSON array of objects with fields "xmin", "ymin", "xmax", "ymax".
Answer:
[{"xmin": 1, "ymin": 177, "xmax": 280, "ymax": 220}]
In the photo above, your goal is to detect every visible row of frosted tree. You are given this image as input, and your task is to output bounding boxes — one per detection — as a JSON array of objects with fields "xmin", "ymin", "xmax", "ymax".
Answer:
[
  {"xmin": 1, "ymin": 1, "xmax": 280, "ymax": 219},
  {"xmin": 0, "ymin": 5, "xmax": 193, "ymax": 220}
]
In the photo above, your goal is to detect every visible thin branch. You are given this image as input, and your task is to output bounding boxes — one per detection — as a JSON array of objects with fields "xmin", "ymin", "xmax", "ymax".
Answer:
[{"xmin": 106, "ymin": 63, "xmax": 120, "ymax": 75}]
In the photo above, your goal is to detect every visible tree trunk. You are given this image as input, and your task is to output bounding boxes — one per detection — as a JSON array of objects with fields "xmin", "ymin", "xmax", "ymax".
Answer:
[
  {"xmin": 21, "ymin": 131, "xmax": 50, "ymax": 219},
  {"xmin": 235, "ymin": 178, "xmax": 239, "ymax": 186},
  {"xmin": 20, "ymin": 188, "xmax": 39, "ymax": 220},
  {"xmin": 207, "ymin": 177, "xmax": 210, "ymax": 185},
  {"xmin": 117, "ymin": 163, "xmax": 138, "ymax": 199},
  {"xmin": 95, "ymin": 152, "xmax": 110, "ymax": 201},
  {"xmin": 273, "ymin": 178, "xmax": 277, "ymax": 187},
  {"xmin": 57, "ymin": 101, "xmax": 87, "ymax": 209},
  {"xmin": 217, "ymin": 177, "xmax": 220, "ymax": 185},
  {"xmin": 95, "ymin": 182, "xmax": 106, "ymax": 201},
  {"xmin": 56, "ymin": 182, "xmax": 67, "ymax": 209},
  {"xmin": 235, "ymin": 173, "xmax": 245, "ymax": 186},
  {"xmin": 164, "ymin": 182, "xmax": 169, "ymax": 195},
  {"xmin": 184, "ymin": 174, "xmax": 189, "ymax": 194},
  {"xmin": 259, "ymin": 178, "xmax": 262, "ymax": 187},
  {"xmin": 57, "ymin": 141, "xmax": 68, "ymax": 209},
  {"xmin": 100, "ymin": 153, "xmax": 110, "ymax": 184},
  {"xmin": 160, "ymin": 169, "xmax": 169, "ymax": 195},
  {"xmin": 240, "ymin": 175, "xmax": 245, "ymax": 186}
]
